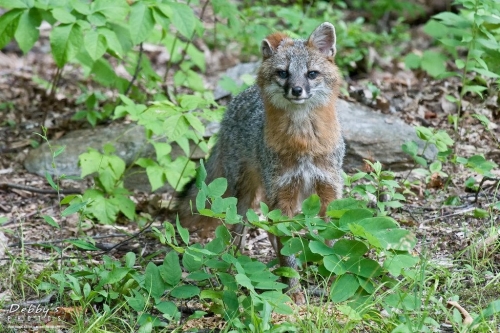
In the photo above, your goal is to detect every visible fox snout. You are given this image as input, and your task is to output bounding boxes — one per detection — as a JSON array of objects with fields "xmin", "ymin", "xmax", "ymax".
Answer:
[{"xmin": 286, "ymin": 82, "xmax": 309, "ymax": 101}]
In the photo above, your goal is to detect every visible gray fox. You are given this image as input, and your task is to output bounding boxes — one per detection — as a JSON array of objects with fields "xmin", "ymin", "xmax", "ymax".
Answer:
[{"xmin": 177, "ymin": 22, "xmax": 345, "ymax": 304}]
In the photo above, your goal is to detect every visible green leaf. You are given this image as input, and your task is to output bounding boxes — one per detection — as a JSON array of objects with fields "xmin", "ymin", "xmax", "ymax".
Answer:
[
  {"xmin": 45, "ymin": 171, "xmax": 58, "ymax": 190},
  {"xmin": 323, "ymin": 254, "xmax": 346, "ymax": 275},
  {"xmin": 421, "ymin": 51, "xmax": 447, "ymax": 78},
  {"xmin": 161, "ymin": 251, "xmax": 182, "ymax": 286},
  {"xmin": 129, "ymin": 1, "xmax": 154, "ymax": 45},
  {"xmin": 0, "ymin": 9, "xmax": 23, "ymax": 49},
  {"xmin": 401, "ymin": 141, "xmax": 418, "ymax": 157},
  {"xmin": 165, "ymin": 2, "xmax": 196, "ymax": 38},
  {"xmin": 61, "ymin": 200, "xmax": 88, "ymax": 216},
  {"xmin": 14, "ymin": 8, "xmax": 41, "ymax": 53},
  {"xmin": 50, "ymin": 23, "xmax": 83, "ymax": 67},
  {"xmin": 125, "ymin": 252, "xmax": 136, "ymax": 268},
  {"xmin": 281, "ymin": 238, "xmax": 305, "ymax": 256},
  {"xmin": 384, "ymin": 254, "xmax": 419, "ymax": 276},
  {"xmin": 0, "ymin": 0, "xmax": 32, "ymax": 9},
  {"xmin": 144, "ymin": 262, "xmax": 166, "ymax": 299},
  {"xmin": 41, "ymin": 215, "xmax": 60, "ymax": 228},
  {"xmin": 98, "ymin": 27, "xmax": 123, "ymax": 58},
  {"xmin": 51, "ymin": 8, "xmax": 76, "ymax": 24},
  {"xmin": 345, "ymin": 258, "xmax": 383, "ymax": 278},
  {"xmin": 207, "ymin": 178, "xmax": 227, "ymax": 198},
  {"xmin": 106, "ymin": 267, "xmax": 130, "ymax": 284},
  {"xmin": 176, "ymin": 215, "xmax": 190, "ymax": 245},
  {"xmin": 339, "ymin": 209, "xmax": 373, "ymax": 230},
  {"xmin": 302, "ymin": 194, "xmax": 321, "ymax": 216},
  {"xmin": 111, "ymin": 194, "xmax": 135, "ymax": 220},
  {"xmin": 66, "ymin": 239, "xmax": 99, "ymax": 251},
  {"xmin": 331, "ymin": 239, "xmax": 368, "ymax": 257},
  {"xmin": 171, "ymin": 285, "xmax": 200, "ymax": 299},
  {"xmin": 84, "ymin": 29, "xmax": 107, "ymax": 61},
  {"xmin": 330, "ymin": 274, "xmax": 359, "ymax": 302},
  {"xmin": 404, "ymin": 53, "xmax": 421, "ymax": 70},
  {"xmin": 309, "ymin": 240, "xmax": 335, "ymax": 256},
  {"xmin": 83, "ymin": 190, "xmax": 119, "ymax": 224},
  {"xmin": 91, "ymin": 0, "xmax": 129, "ymax": 21},
  {"xmin": 471, "ymin": 300, "xmax": 500, "ymax": 326}
]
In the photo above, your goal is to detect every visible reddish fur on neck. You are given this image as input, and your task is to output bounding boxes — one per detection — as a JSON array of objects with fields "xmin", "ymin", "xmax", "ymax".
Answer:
[{"xmin": 264, "ymin": 94, "xmax": 341, "ymax": 159}]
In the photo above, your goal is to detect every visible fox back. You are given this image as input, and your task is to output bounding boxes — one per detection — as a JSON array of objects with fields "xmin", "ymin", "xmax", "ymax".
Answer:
[{"xmin": 177, "ymin": 22, "xmax": 345, "ymax": 303}]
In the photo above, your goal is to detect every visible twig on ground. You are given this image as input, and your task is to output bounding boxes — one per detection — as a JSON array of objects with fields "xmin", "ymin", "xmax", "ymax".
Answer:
[{"xmin": 0, "ymin": 182, "xmax": 82, "ymax": 195}]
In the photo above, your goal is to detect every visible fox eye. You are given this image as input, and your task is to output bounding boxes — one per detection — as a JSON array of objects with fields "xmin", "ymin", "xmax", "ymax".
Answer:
[
  {"xmin": 277, "ymin": 70, "xmax": 288, "ymax": 79},
  {"xmin": 307, "ymin": 71, "xmax": 318, "ymax": 79}
]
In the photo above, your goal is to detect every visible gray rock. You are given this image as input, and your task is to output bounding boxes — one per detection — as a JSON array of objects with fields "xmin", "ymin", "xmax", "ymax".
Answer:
[
  {"xmin": 24, "ymin": 64, "xmax": 436, "ymax": 191},
  {"xmin": 337, "ymin": 98, "xmax": 436, "ymax": 171}
]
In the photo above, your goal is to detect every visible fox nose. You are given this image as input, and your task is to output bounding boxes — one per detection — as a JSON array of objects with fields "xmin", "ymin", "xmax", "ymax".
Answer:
[{"xmin": 291, "ymin": 86, "xmax": 303, "ymax": 97}]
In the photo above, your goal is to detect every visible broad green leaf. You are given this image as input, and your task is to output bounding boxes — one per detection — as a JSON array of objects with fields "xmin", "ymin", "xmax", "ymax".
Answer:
[
  {"xmin": 339, "ymin": 209, "xmax": 373, "ymax": 229},
  {"xmin": 144, "ymin": 262, "xmax": 165, "ymax": 299},
  {"xmin": 84, "ymin": 190, "xmax": 119, "ymax": 224},
  {"xmin": 106, "ymin": 267, "xmax": 130, "ymax": 284},
  {"xmin": 323, "ymin": 254, "xmax": 346, "ymax": 275},
  {"xmin": 161, "ymin": 251, "xmax": 182, "ymax": 286},
  {"xmin": 166, "ymin": 2, "xmax": 196, "ymax": 38},
  {"xmin": 0, "ymin": 9, "xmax": 23, "ymax": 49},
  {"xmin": 129, "ymin": 1, "xmax": 154, "ymax": 44},
  {"xmin": 171, "ymin": 285, "xmax": 200, "ymax": 299},
  {"xmin": 155, "ymin": 301, "xmax": 178, "ymax": 318},
  {"xmin": 302, "ymin": 194, "xmax": 320, "ymax": 216},
  {"xmin": 421, "ymin": 51, "xmax": 447, "ymax": 78},
  {"xmin": 51, "ymin": 8, "xmax": 76, "ymax": 23},
  {"xmin": 14, "ymin": 8, "xmax": 41, "ymax": 53},
  {"xmin": 384, "ymin": 254, "xmax": 419, "ymax": 276},
  {"xmin": 281, "ymin": 237, "xmax": 305, "ymax": 256},
  {"xmin": 110, "ymin": 194, "xmax": 135, "ymax": 220},
  {"xmin": 0, "ymin": 0, "xmax": 32, "ymax": 8},
  {"xmin": 91, "ymin": 0, "xmax": 129, "ymax": 21},
  {"xmin": 207, "ymin": 178, "xmax": 227, "ymax": 198},
  {"xmin": 331, "ymin": 239, "xmax": 368, "ymax": 257},
  {"xmin": 50, "ymin": 23, "xmax": 83, "ymax": 67},
  {"xmin": 235, "ymin": 273, "xmax": 254, "ymax": 291},
  {"xmin": 309, "ymin": 240, "xmax": 335, "ymax": 256},
  {"xmin": 125, "ymin": 252, "xmax": 136, "ymax": 268},
  {"xmin": 330, "ymin": 274, "xmax": 359, "ymax": 302},
  {"xmin": 84, "ymin": 29, "xmax": 107, "ymax": 61},
  {"xmin": 98, "ymin": 27, "xmax": 123, "ymax": 58},
  {"xmin": 404, "ymin": 53, "xmax": 421, "ymax": 70},
  {"xmin": 87, "ymin": 12, "xmax": 106, "ymax": 26},
  {"xmin": 345, "ymin": 258, "xmax": 383, "ymax": 278}
]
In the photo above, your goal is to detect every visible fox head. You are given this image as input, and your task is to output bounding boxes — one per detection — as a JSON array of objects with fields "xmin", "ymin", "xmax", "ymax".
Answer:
[{"xmin": 257, "ymin": 22, "xmax": 340, "ymax": 111}]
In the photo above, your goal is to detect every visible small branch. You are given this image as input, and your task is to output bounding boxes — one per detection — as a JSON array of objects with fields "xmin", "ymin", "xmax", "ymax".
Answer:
[
  {"xmin": 0, "ymin": 182, "xmax": 82, "ymax": 195},
  {"xmin": 474, "ymin": 176, "xmax": 500, "ymax": 203},
  {"xmin": 124, "ymin": 42, "xmax": 144, "ymax": 96}
]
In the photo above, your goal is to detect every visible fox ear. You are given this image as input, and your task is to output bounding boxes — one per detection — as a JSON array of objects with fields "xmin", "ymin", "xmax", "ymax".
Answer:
[
  {"xmin": 308, "ymin": 22, "xmax": 336, "ymax": 57},
  {"xmin": 261, "ymin": 32, "xmax": 290, "ymax": 59},
  {"xmin": 261, "ymin": 39, "xmax": 274, "ymax": 59}
]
